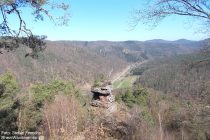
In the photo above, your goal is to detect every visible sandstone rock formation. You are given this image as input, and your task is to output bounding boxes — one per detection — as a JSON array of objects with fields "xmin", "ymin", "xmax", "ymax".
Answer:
[{"xmin": 91, "ymin": 85, "xmax": 115, "ymax": 108}]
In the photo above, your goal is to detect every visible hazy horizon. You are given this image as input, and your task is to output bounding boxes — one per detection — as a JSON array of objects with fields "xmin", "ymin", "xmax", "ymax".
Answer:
[{"xmin": 47, "ymin": 38, "xmax": 208, "ymax": 42}]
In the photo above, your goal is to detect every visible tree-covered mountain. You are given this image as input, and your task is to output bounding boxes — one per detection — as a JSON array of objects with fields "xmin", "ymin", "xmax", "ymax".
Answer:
[
  {"xmin": 133, "ymin": 52, "xmax": 210, "ymax": 102},
  {"xmin": 0, "ymin": 38, "xmax": 210, "ymax": 140},
  {"xmin": 0, "ymin": 39, "xmax": 205, "ymax": 87},
  {"xmin": 68, "ymin": 39, "xmax": 203, "ymax": 60}
]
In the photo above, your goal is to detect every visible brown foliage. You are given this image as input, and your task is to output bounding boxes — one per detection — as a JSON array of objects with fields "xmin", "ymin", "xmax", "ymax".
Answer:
[{"xmin": 42, "ymin": 94, "xmax": 84, "ymax": 139}]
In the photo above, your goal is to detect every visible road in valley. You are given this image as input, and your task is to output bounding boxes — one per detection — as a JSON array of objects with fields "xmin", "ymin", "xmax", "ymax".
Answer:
[
  {"xmin": 111, "ymin": 60, "xmax": 148, "ymax": 84},
  {"xmin": 81, "ymin": 60, "xmax": 148, "ymax": 91}
]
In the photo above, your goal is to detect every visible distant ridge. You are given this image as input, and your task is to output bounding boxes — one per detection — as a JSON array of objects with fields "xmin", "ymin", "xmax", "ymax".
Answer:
[
  {"xmin": 48, "ymin": 38, "xmax": 208, "ymax": 43},
  {"xmin": 0, "ymin": 38, "xmax": 207, "ymax": 85},
  {"xmin": 145, "ymin": 39, "xmax": 169, "ymax": 43}
]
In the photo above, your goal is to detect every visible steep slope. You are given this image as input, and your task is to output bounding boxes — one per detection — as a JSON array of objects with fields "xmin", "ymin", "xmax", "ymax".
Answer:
[
  {"xmin": 135, "ymin": 53, "xmax": 210, "ymax": 102},
  {"xmin": 0, "ymin": 41, "xmax": 128, "ymax": 86}
]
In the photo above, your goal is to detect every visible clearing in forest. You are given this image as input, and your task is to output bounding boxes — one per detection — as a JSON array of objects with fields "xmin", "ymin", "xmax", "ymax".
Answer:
[{"xmin": 113, "ymin": 76, "xmax": 138, "ymax": 89}]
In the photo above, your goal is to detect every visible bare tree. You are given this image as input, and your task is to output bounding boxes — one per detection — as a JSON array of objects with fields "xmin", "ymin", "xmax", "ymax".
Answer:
[
  {"xmin": 132, "ymin": 0, "xmax": 210, "ymax": 31},
  {"xmin": 43, "ymin": 94, "xmax": 83, "ymax": 139},
  {"xmin": 132, "ymin": 0, "xmax": 210, "ymax": 60},
  {"xmin": 0, "ymin": 0, "xmax": 69, "ymax": 57}
]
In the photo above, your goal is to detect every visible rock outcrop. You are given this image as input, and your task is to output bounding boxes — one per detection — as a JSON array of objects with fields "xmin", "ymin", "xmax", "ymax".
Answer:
[{"xmin": 91, "ymin": 85, "xmax": 115, "ymax": 108}]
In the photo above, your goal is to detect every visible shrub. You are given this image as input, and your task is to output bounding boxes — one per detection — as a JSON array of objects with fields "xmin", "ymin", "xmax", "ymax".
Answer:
[
  {"xmin": 116, "ymin": 86, "xmax": 149, "ymax": 108},
  {"xmin": 0, "ymin": 72, "xmax": 20, "ymax": 131},
  {"xmin": 133, "ymin": 86, "xmax": 149, "ymax": 106},
  {"xmin": 140, "ymin": 111, "xmax": 155, "ymax": 127},
  {"xmin": 121, "ymin": 89, "xmax": 136, "ymax": 108},
  {"xmin": 18, "ymin": 79, "xmax": 84, "ymax": 131},
  {"xmin": 42, "ymin": 94, "xmax": 86, "ymax": 139},
  {"xmin": 93, "ymin": 74, "xmax": 107, "ymax": 87},
  {"xmin": 0, "ymin": 72, "xmax": 19, "ymax": 97},
  {"xmin": 30, "ymin": 79, "xmax": 81, "ymax": 108}
]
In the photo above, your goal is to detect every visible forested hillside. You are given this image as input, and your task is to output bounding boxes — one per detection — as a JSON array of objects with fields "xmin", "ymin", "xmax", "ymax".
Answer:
[
  {"xmin": 1, "ymin": 39, "xmax": 209, "ymax": 140},
  {"xmin": 0, "ymin": 39, "xmax": 202, "ymax": 87},
  {"xmin": 134, "ymin": 52, "xmax": 210, "ymax": 102},
  {"xmin": 119, "ymin": 49, "xmax": 209, "ymax": 140},
  {"xmin": 0, "ymin": 41, "xmax": 127, "ymax": 86}
]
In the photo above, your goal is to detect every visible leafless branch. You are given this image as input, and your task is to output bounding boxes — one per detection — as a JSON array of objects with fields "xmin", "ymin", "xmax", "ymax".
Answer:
[
  {"xmin": 132, "ymin": 0, "xmax": 210, "ymax": 31},
  {"xmin": 0, "ymin": 0, "xmax": 70, "ymax": 57}
]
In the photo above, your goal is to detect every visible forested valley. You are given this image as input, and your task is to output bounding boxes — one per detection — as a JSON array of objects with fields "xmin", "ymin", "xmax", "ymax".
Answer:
[
  {"xmin": 0, "ymin": 0, "xmax": 210, "ymax": 139},
  {"xmin": 1, "ymin": 38, "xmax": 210, "ymax": 140}
]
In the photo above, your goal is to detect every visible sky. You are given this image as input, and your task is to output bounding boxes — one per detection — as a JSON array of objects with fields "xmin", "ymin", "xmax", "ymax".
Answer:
[{"xmin": 12, "ymin": 0, "xmax": 208, "ymax": 41}]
